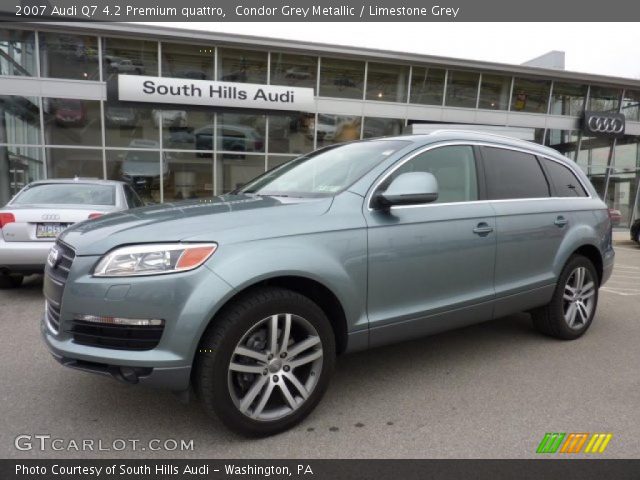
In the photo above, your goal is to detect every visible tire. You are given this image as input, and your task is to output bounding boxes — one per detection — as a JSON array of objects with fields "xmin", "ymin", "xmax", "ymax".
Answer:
[
  {"xmin": 0, "ymin": 273, "xmax": 24, "ymax": 289},
  {"xmin": 531, "ymin": 255, "xmax": 599, "ymax": 340},
  {"xmin": 194, "ymin": 287, "xmax": 336, "ymax": 437}
]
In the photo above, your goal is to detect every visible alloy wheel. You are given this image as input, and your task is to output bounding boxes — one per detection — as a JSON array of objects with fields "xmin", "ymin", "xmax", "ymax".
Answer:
[
  {"xmin": 562, "ymin": 266, "xmax": 596, "ymax": 329},
  {"xmin": 227, "ymin": 313, "xmax": 323, "ymax": 421}
]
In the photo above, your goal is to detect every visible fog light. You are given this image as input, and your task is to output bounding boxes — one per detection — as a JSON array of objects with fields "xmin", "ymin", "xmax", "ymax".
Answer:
[{"xmin": 73, "ymin": 314, "xmax": 164, "ymax": 326}]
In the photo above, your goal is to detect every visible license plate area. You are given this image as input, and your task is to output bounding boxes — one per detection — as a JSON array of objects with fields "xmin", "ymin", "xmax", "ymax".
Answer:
[{"xmin": 36, "ymin": 223, "xmax": 71, "ymax": 238}]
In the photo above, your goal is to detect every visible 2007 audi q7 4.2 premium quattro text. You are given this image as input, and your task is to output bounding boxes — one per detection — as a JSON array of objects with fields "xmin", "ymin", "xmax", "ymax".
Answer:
[{"xmin": 42, "ymin": 131, "xmax": 614, "ymax": 436}]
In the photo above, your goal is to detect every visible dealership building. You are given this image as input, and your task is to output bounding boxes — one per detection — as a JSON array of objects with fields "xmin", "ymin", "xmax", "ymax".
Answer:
[{"xmin": 1, "ymin": 22, "xmax": 639, "ymax": 225}]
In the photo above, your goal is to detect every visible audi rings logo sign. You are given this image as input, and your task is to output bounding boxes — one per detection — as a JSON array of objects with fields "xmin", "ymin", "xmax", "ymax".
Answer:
[
  {"xmin": 583, "ymin": 111, "xmax": 626, "ymax": 138},
  {"xmin": 41, "ymin": 213, "xmax": 60, "ymax": 221},
  {"xmin": 47, "ymin": 245, "xmax": 61, "ymax": 268}
]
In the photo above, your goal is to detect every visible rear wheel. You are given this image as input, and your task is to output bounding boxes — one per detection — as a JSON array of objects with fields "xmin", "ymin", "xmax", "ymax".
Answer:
[
  {"xmin": 531, "ymin": 255, "xmax": 599, "ymax": 340},
  {"xmin": 0, "ymin": 273, "xmax": 24, "ymax": 289},
  {"xmin": 194, "ymin": 287, "xmax": 335, "ymax": 437}
]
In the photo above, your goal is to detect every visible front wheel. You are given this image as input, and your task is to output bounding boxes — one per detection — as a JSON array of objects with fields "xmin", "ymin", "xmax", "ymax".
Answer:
[
  {"xmin": 194, "ymin": 287, "xmax": 336, "ymax": 437},
  {"xmin": 531, "ymin": 255, "xmax": 599, "ymax": 340}
]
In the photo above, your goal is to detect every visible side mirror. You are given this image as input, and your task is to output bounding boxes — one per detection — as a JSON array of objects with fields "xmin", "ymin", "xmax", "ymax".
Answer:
[{"xmin": 374, "ymin": 172, "xmax": 438, "ymax": 209}]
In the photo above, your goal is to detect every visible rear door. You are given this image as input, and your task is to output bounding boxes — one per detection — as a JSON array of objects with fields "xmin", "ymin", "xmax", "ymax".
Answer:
[{"xmin": 479, "ymin": 146, "xmax": 570, "ymax": 315}]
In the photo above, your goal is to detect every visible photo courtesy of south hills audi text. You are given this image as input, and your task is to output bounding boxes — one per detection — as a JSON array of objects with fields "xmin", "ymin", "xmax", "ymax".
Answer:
[{"xmin": 2, "ymin": 0, "xmax": 640, "ymax": 479}]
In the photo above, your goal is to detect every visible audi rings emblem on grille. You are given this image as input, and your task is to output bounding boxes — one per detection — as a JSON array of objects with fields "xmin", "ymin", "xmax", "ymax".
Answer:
[
  {"xmin": 583, "ymin": 111, "xmax": 625, "ymax": 137},
  {"xmin": 47, "ymin": 245, "xmax": 61, "ymax": 268},
  {"xmin": 41, "ymin": 213, "xmax": 61, "ymax": 221}
]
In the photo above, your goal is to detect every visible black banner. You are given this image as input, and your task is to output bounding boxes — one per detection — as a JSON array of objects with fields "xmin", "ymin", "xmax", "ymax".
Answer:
[
  {"xmin": 2, "ymin": 0, "xmax": 640, "ymax": 22},
  {"xmin": 2, "ymin": 460, "xmax": 640, "ymax": 480}
]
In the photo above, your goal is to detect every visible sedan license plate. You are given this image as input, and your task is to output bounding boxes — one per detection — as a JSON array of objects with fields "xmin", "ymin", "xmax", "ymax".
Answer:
[{"xmin": 36, "ymin": 223, "xmax": 70, "ymax": 238}]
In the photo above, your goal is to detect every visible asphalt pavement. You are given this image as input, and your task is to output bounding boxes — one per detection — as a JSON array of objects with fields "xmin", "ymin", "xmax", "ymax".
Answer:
[{"xmin": 1, "ymin": 243, "xmax": 639, "ymax": 459}]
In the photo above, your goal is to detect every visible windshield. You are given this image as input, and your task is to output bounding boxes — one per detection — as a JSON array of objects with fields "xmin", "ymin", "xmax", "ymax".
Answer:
[
  {"xmin": 238, "ymin": 140, "xmax": 409, "ymax": 197},
  {"xmin": 13, "ymin": 183, "xmax": 116, "ymax": 206}
]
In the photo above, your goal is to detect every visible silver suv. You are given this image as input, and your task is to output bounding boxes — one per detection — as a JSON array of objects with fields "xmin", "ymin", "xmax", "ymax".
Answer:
[{"xmin": 41, "ymin": 131, "xmax": 614, "ymax": 436}]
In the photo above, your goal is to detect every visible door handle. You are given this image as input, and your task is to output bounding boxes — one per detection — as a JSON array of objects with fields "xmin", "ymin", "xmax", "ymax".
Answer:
[
  {"xmin": 473, "ymin": 222, "xmax": 494, "ymax": 236},
  {"xmin": 554, "ymin": 216, "xmax": 568, "ymax": 227}
]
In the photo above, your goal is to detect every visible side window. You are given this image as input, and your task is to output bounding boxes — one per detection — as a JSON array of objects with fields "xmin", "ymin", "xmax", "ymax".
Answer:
[
  {"xmin": 123, "ymin": 185, "xmax": 144, "ymax": 208},
  {"xmin": 482, "ymin": 147, "xmax": 550, "ymax": 199},
  {"xmin": 389, "ymin": 145, "xmax": 478, "ymax": 203},
  {"xmin": 541, "ymin": 158, "xmax": 588, "ymax": 197}
]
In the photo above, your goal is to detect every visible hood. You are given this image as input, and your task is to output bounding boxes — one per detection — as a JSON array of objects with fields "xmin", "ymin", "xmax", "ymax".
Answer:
[{"xmin": 59, "ymin": 194, "xmax": 333, "ymax": 255}]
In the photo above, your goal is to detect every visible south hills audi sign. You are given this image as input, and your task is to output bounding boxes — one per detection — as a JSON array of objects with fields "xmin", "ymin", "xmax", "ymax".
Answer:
[
  {"xmin": 113, "ymin": 75, "xmax": 315, "ymax": 112},
  {"xmin": 582, "ymin": 111, "xmax": 626, "ymax": 138}
]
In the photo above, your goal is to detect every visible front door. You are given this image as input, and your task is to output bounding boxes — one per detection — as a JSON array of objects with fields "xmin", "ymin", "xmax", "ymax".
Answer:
[{"xmin": 364, "ymin": 144, "xmax": 497, "ymax": 347}]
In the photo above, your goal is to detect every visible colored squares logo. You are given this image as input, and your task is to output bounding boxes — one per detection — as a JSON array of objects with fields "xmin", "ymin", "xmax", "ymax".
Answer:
[{"xmin": 536, "ymin": 433, "xmax": 613, "ymax": 454}]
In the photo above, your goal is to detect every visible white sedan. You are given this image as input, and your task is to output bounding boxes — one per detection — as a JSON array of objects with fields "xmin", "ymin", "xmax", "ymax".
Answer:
[{"xmin": 0, "ymin": 179, "xmax": 144, "ymax": 288}]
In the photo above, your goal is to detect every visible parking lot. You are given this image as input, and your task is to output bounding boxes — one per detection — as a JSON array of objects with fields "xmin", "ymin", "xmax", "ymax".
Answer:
[{"xmin": 1, "ymin": 243, "xmax": 639, "ymax": 459}]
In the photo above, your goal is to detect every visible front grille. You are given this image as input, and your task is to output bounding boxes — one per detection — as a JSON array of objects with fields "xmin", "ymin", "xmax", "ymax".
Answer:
[
  {"xmin": 46, "ymin": 301, "xmax": 61, "ymax": 333},
  {"xmin": 47, "ymin": 241, "xmax": 75, "ymax": 285},
  {"xmin": 67, "ymin": 320, "xmax": 164, "ymax": 351}
]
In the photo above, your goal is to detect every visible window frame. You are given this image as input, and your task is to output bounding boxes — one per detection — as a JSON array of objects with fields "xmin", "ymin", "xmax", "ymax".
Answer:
[
  {"xmin": 538, "ymin": 156, "xmax": 588, "ymax": 198},
  {"xmin": 367, "ymin": 141, "xmax": 592, "ymax": 210}
]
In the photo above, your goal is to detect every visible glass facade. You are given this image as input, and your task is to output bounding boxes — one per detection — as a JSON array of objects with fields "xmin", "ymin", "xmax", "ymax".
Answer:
[{"xmin": 1, "ymin": 26, "xmax": 639, "ymax": 227}]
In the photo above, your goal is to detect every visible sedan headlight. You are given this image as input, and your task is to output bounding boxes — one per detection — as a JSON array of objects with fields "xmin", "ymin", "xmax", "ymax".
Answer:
[{"xmin": 93, "ymin": 243, "xmax": 217, "ymax": 277}]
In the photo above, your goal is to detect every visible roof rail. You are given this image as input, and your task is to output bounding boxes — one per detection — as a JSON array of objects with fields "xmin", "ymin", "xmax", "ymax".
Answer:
[{"xmin": 426, "ymin": 129, "xmax": 533, "ymax": 142}]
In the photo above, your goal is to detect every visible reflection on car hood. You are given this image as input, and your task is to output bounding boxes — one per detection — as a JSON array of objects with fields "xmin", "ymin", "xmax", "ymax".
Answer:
[{"xmin": 59, "ymin": 194, "xmax": 333, "ymax": 255}]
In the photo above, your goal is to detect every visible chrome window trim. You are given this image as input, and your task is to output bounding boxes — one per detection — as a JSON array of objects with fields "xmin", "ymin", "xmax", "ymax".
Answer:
[{"xmin": 366, "ymin": 140, "xmax": 594, "ymax": 211}]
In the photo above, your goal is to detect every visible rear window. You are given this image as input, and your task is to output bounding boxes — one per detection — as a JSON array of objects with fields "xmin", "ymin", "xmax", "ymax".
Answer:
[
  {"xmin": 482, "ymin": 147, "xmax": 551, "ymax": 200},
  {"xmin": 13, "ymin": 183, "xmax": 116, "ymax": 206},
  {"xmin": 541, "ymin": 158, "xmax": 588, "ymax": 197}
]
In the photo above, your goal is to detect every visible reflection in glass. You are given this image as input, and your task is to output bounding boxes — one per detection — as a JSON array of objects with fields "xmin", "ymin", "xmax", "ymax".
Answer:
[
  {"xmin": 0, "ymin": 29, "xmax": 36, "ymax": 76},
  {"xmin": 162, "ymin": 109, "xmax": 213, "ymax": 151},
  {"xmin": 43, "ymin": 98, "xmax": 101, "ymax": 146},
  {"xmin": 319, "ymin": 57, "xmax": 365, "ymax": 99},
  {"xmin": 39, "ymin": 32, "xmax": 99, "ymax": 80},
  {"xmin": 315, "ymin": 114, "xmax": 361, "ymax": 148},
  {"xmin": 588, "ymin": 86, "xmax": 620, "ymax": 112},
  {"xmin": 105, "ymin": 104, "xmax": 159, "ymax": 148},
  {"xmin": 270, "ymin": 53, "xmax": 317, "ymax": 92},
  {"xmin": 164, "ymin": 151, "xmax": 214, "ymax": 201},
  {"xmin": 546, "ymin": 129, "xmax": 580, "ymax": 162},
  {"xmin": 550, "ymin": 82, "xmax": 586, "ymax": 116},
  {"xmin": 511, "ymin": 78, "xmax": 551, "ymax": 113},
  {"xmin": 621, "ymin": 90, "xmax": 640, "ymax": 122},
  {"xmin": 445, "ymin": 70, "xmax": 480, "ymax": 108},
  {"xmin": 610, "ymin": 139, "xmax": 639, "ymax": 226},
  {"xmin": 106, "ymin": 149, "xmax": 162, "ymax": 203},
  {"xmin": 217, "ymin": 48, "xmax": 267, "ymax": 84},
  {"xmin": 161, "ymin": 42, "xmax": 213, "ymax": 79},
  {"xmin": 216, "ymin": 153, "xmax": 265, "ymax": 194},
  {"xmin": 217, "ymin": 112, "xmax": 266, "ymax": 153},
  {"xmin": 410, "ymin": 67, "xmax": 445, "ymax": 105},
  {"xmin": 365, "ymin": 63, "xmax": 409, "ymax": 102},
  {"xmin": 0, "ymin": 95, "xmax": 40, "ymax": 145},
  {"xmin": 267, "ymin": 155, "xmax": 295, "ymax": 170},
  {"xmin": 362, "ymin": 117, "xmax": 404, "ymax": 138},
  {"xmin": 268, "ymin": 113, "xmax": 314, "ymax": 154},
  {"xmin": 46, "ymin": 147, "xmax": 103, "ymax": 179},
  {"xmin": 478, "ymin": 74, "xmax": 511, "ymax": 110},
  {"xmin": 0, "ymin": 145, "xmax": 43, "ymax": 204},
  {"xmin": 102, "ymin": 37, "xmax": 158, "ymax": 81}
]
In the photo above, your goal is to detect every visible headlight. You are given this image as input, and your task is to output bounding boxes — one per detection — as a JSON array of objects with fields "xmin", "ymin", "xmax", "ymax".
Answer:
[{"xmin": 93, "ymin": 243, "xmax": 217, "ymax": 277}]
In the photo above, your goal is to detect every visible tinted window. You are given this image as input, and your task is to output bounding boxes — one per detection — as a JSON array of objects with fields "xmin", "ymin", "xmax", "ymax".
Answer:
[
  {"xmin": 390, "ymin": 146, "xmax": 478, "ymax": 203},
  {"xmin": 124, "ymin": 184, "xmax": 145, "ymax": 208},
  {"xmin": 542, "ymin": 158, "xmax": 587, "ymax": 197},
  {"xmin": 13, "ymin": 183, "xmax": 115, "ymax": 205},
  {"xmin": 482, "ymin": 147, "xmax": 550, "ymax": 199}
]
